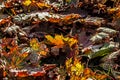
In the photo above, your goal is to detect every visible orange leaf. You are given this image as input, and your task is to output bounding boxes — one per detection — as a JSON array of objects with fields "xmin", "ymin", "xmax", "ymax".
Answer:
[
  {"xmin": 3, "ymin": 71, "xmax": 7, "ymax": 77},
  {"xmin": 62, "ymin": 14, "xmax": 80, "ymax": 21},
  {"xmin": 38, "ymin": 51, "xmax": 47, "ymax": 56},
  {"xmin": 4, "ymin": 2, "xmax": 11, "ymax": 8},
  {"xmin": 36, "ymin": 2, "xmax": 50, "ymax": 8},
  {"xmin": 116, "ymin": 12, "xmax": 120, "ymax": 18},
  {"xmin": 95, "ymin": 74, "xmax": 107, "ymax": 79},
  {"xmin": 48, "ymin": 18, "xmax": 61, "ymax": 23},
  {"xmin": 45, "ymin": 35, "xmax": 64, "ymax": 47},
  {"xmin": 16, "ymin": 71, "xmax": 29, "ymax": 77},
  {"xmin": 83, "ymin": 68, "xmax": 91, "ymax": 76},
  {"xmin": 11, "ymin": 8, "xmax": 16, "ymax": 15},
  {"xmin": 21, "ymin": 52, "xmax": 29, "ymax": 58},
  {"xmin": 54, "ymin": 34, "xmax": 64, "ymax": 46}
]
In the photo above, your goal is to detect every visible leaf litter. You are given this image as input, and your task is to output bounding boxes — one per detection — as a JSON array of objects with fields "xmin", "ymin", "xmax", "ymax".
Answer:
[{"xmin": 0, "ymin": 0, "xmax": 120, "ymax": 80}]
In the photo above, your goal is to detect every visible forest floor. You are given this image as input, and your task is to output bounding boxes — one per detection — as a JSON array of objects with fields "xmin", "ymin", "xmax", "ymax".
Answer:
[{"xmin": 0, "ymin": 0, "xmax": 120, "ymax": 80}]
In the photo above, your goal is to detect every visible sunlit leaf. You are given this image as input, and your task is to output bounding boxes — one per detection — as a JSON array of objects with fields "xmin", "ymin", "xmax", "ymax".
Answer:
[
  {"xmin": 65, "ymin": 58, "xmax": 72, "ymax": 69},
  {"xmin": 16, "ymin": 71, "xmax": 29, "ymax": 77},
  {"xmin": 68, "ymin": 38, "xmax": 78, "ymax": 47},
  {"xmin": 38, "ymin": 51, "xmax": 47, "ymax": 56},
  {"xmin": 45, "ymin": 35, "xmax": 55, "ymax": 43},
  {"xmin": 45, "ymin": 34, "xmax": 64, "ymax": 47},
  {"xmin": 81, "ymin": 77, "xmax": 86, "ymax": 80},
  {"xmin": 48, "ymin": 18, "xmax": 61, "ymax": 23},
  {"xmin": 62, "ymin": 14, "xmax": 80, "ymax": 24},
  {"xmin": 73, "ymin": 58, "xmax": 84, "ymax": 76},
  {"xmin": 54, "ymin": 34, "xmax": 64, "ymax": 46},
  {"xmin": 45, "ymin": 34, "xmax": 78, "ymax": 48},
  {"xmin": 23, "ymin": 0, "xmax": 31, "ymax": 6},
  {"xmin": 107, "ymin": 8, "xmax": 119, "ymax": 14},
  {"xmin": 36, "ymin": 2, "xmax": 50, "ymax": 9},
  {"xmin": 66, "ymin": 57, "xmax": 84, "ymax": 76},
  {"xmin": 30, "ymin": 38, "xmax": 40, "ymax": 51},
  {"xmin": 63, "ymin": 36, "xmax": 78, "ymax": 47},
  {"xmin": 21, "ymin": 52, "xmax": 29, "ymax": 58},
  {"xmin": 62, "ymin": 37, "xmax": 69, "ymax": 42}
]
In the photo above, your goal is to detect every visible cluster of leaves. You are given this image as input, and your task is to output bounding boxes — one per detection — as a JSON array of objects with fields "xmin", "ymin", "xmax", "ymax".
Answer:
[
  {"xmin": 45, "ymin": 34, "xmax": 78, "ymax": 48},
  {"xmin": 0, "ymin": 0, "xmax": 120, "ymax": 80},
  {"xmin": 66, "ymin": 58, "xmax": 107, "ymax": 80}
]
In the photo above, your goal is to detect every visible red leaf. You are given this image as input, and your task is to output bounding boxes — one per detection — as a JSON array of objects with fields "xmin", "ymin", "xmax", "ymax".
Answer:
[
  {"xmin": 30, "ymin": 71, "xmax": 46, "ymax": 77},
  {"xmin": 16, "ymin": 71, "xmax": 29, "ymax": 77},
  {"xmin": 44, "ymin": 64, "xmax": 56, "ymax": 71}
]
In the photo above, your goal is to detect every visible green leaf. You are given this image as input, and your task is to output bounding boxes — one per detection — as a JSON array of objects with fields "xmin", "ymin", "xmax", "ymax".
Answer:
[{"xmin": 88, "ymin": 43, "xmax": 115, "ymax": 59}]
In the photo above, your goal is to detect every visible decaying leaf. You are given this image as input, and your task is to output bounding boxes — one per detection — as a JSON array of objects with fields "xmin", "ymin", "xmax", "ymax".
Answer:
[
  {"xmin": 0, "ymin": 0, "xmax": 120, "ymax": 80},
  {"xmin": 80, "ymin": 17, "xmax": 106, "ymax": 27},
  {"xmin": 90, "ymin": 32, "xmax": 109, "ymax": 43},
  {"xmin": 97, "ymin": 27, "xmax": 118, "ymax": 36}
]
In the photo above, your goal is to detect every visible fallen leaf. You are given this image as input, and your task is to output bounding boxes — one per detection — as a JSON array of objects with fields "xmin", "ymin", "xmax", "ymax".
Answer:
[
  {"xmin": 16, "ymin": 71, "xmax": 29, "ymax": 77},
  {"xmin": 30, "ymin": 38, "xmax": 40, "ymax": 51},
  {"xmin": 23, "ymin": 0, "xmax": 31, "ymax": 6}
]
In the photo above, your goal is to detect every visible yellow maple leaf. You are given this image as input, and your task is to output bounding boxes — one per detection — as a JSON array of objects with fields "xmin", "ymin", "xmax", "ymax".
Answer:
[
  {"xmin": 62, "ymin": 36, "xmax": 69, "ymax": 42},
  {"xmin": 45, "ymin": 35, "xmax": 55, "ymax": 43},
  {"xmin": 62, "ymin": 36, "xmax": 78, "ymax": 47},
  {"xmin": 54, "ymin": 34, "xmax": 64, "ymax": 46},
  {"xmin": 30, "ymin": 38, "xmax": 40, "ymax": 51},
  {"xmin": 65, "ymin": 58, "xmax": 72, "ymax": 69},
  {"xmin": 66, "ymin": 58, "xmax": 84, "ymax": 76},
  {"xmin": 73, "ymin": 58, "xmax": 84, "ymax": 76},
  {"xmin": 69, "ymin": 38, "xmax": 78, "ymax": 47},
  {"xmin": 45, "ymin": 34, "xmax": 78, "ymax": 48},
  {"xmin": 45, "ymin": 34, "xmax": 64, "ymax": 47},
  {"xmin": 23, "ymin": 0, "xmax": 31, "ymax": 6}
]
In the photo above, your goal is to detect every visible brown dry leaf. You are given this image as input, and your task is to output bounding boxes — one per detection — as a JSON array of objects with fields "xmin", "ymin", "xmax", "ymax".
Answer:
[{"xmin": 36, "ymin": 2, "xmax": 50, "ymax": 9}]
